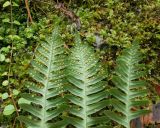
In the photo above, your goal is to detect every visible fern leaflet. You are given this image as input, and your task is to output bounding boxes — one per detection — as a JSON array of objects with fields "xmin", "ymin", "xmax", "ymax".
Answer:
[
  {"xmin": 66, "ymin": 35, "xmax": 109, "ymax": 128},
  {"xmin": 18, "ymin": 27, "xmax": 67, "ymax": 128},
  {"xmin": 106, "ymin": 42, "xmax": 149, "ymax": 128}
]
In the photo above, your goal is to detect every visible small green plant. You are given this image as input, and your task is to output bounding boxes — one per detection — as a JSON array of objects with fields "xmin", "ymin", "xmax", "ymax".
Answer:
[
  {"xmin": 106, "ymin": 42, "xmax": 149, "ymax": 128},
  {"xmin": 18, "ymin": 29, "xmax": 149, "ymax": 128},
  {"xmin": 1, "ymin": 0, "xmax": 159, "ymax": 127},
  {"xmin": 66, "ymin": 34, "xmax": 109, "ymax": 127},
  {"xmin": 18, "ymin": 27, "xmax": 67, "ymax": 128}
]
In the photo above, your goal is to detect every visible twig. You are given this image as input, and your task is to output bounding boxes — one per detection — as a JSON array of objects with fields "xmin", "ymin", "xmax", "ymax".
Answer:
[
  {"xmin": 25, "ymin": 0, "xmax": 33, "ymax": 23},
  {"xmin": 12, "ymin": 117, "xmax": 16, "ymax": 128},
  {"xmin": 8, "ymin": 0, "xmax": 23, "ymax": 128}
]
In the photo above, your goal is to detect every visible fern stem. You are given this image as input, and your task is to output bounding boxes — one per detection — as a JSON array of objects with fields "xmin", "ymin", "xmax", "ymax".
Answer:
[
  {"xmin": 81, "ymin": 54, "xmax": 88, "ymax": 128},
  {"xmin": 41, "ymin": 40, "xmax": 53, "ymax": 127},
  {"xmin": 126, "ymin": 57, "xmax": 131, "ymax": 128}
]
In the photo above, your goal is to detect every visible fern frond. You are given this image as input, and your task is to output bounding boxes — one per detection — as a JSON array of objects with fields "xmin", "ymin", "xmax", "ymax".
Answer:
[
  {"xmin": 106, "ymin": 43, "xmax": 149, "ymax": 128},
  {"xmin": 67, "ymin": 36, "xmax": 109, "ymax": 128},
  {"xmin": 18, "ymin": 27, "xmax": 67, "ymax": 128}
]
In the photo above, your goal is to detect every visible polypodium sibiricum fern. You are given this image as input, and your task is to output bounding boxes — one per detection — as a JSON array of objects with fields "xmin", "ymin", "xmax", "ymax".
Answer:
[
  {"xmin": 106, "ymin": 42, "xmax": 149, "ymax": 128},
  {"xmin": 66, "ymin": 35, "xmax": 109, "ymax": 128},
  {"xmin": 18, "ymin": 27, "xmax": 67, "ymax": 128}
]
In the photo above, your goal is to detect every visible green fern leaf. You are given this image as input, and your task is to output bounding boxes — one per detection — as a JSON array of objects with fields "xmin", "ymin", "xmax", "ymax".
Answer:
[
  {"xmin": 106, "ymin": 43, "xmax": 149, "ymax": 128},
  {"xmin": 66, "ymin": 35, "xmax": 109, "ymax": 128},
  {"xmin": 18, "ymin": 27, "xmax": 67, "ymax": 128}
]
